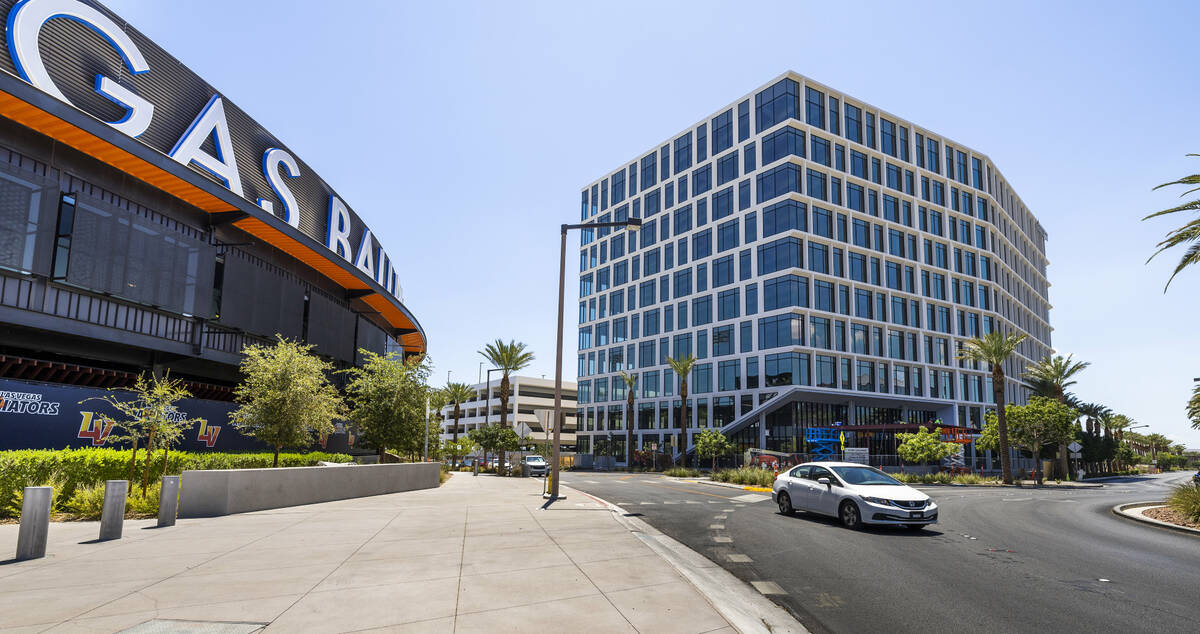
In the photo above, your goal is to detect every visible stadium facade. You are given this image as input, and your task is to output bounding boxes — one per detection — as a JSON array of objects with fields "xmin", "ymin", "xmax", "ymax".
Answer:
[{"xmin": 0, "ymin": 0, "xmax": 425, "ymax": 451}]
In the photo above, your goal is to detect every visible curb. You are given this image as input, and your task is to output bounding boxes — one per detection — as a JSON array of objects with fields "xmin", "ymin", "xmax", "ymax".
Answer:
[
  {"xmin": 565, "ymin": 485, "xmax": 807, "ymax": 634},
  {"xmin": 1111, "ymin": 502, "xmax": 1200, "ymax": 537}
]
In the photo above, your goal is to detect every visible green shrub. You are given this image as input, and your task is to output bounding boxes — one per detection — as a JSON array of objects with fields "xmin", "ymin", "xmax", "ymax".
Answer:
[
  {"xmin": 0, "ymin": 448, "xmax": 353, "ymax": 519},
  {"xmin": 712, "ymin": 467, "xmax": 776, "ymax": 487},
  {"xmin": 663, "ymin": 467, "xmax": 701, "ymax": 478},
  {"xmin": 1168, "ymin": 484, "xmax": 1200, "ymax": 522},
  {"xmin": 890, "ymin": 472, "xmax": 998, "ymax": 485},
  {"xmin": 61, "ymin": 483, "xmax": 107, "ymax": 519}
]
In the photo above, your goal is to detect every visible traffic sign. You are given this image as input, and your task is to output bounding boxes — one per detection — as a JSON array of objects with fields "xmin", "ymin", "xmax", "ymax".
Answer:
[
  {"xmin": 1068, "ymin": 441, "xmax": 1082, "ymax": 453},
  {"xmin": 1069, "ymin": 451, "xmax": 1082, "ymax": 459}
]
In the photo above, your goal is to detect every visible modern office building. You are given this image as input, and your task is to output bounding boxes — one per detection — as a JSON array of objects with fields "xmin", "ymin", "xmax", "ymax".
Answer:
[
  {"xmin": 440, "ymin": 376, "xmax": 578, "ymax": 450},
  {"xmin": 575, "ymin": 71, "xmax": 1050, "ymax": 467},
  {"xmin": 0, "ymin": 0, "xmax": 425, "ymax": 451}
]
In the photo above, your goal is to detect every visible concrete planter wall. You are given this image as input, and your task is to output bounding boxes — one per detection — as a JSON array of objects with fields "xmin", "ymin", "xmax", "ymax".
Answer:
[{"xmin": 178, "ymin": 462, "xmax": 440, "ymax": 517}]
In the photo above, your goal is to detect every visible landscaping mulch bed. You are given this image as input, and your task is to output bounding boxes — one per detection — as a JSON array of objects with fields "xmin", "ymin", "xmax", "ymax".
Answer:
[{"xmin": 1145, "ymin": 506, "xmax": 1200, "ymax": 529}]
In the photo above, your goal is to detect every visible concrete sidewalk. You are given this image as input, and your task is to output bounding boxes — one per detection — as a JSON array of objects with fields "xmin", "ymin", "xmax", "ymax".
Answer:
[{"xmin": 0, "ymin": 472, "xmax": 736, "ymax": 633}]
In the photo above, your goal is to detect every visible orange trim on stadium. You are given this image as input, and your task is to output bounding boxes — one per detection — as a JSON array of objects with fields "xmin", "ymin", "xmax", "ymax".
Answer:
[{"xmin": 0, "ymin": 91, "xmax": 425, "ymax": 353}]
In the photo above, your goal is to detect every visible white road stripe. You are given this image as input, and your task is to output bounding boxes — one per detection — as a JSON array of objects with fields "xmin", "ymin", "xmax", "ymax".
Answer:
[{"xmin": 751, "ymin": 580, "xmax": 786, "ymax": 595}]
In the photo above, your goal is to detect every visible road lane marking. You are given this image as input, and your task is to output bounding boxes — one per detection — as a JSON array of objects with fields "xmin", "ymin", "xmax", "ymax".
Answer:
[
  {"xmin": 619, "ymin": 474, "xmax": 638, "ymax": 481},
  {"xmin": 751, "ymin": 581, "xmax": 786, "ymax": 595},
  {"xmin": 731, "ymin": 493, "xmax": 769, "ymax": 503},
  {"xmin": 640, "ymin": 502, "xmax": 656, "ymax": 505},
  {"xmin": 713, "ymin": 536, "xmax": 732, "ymax": 543},
  {"xmin": 710, "ymin": 524, "xmax": 725, "ymax": 530},
  {"xmin": 663, "ymin": 501, "xmax": 678, "ymax": 505},
  {"xmin": 726, "ymin": 554, "xmax": 752, "ymax": 563},
  {"xmin": 714, "ymin": 515, "xmax": 727, "ymax": 519},
  {"xmin": 685, "ymin": 500, "xmax": 700, "ymax": 504},
  {"xmin": 722, "ymin": 508, "xmax": 735, "ymax": 512},
  {"xmin": 635, "ymin": 480, "xmax": 742, "ymax": 500}
]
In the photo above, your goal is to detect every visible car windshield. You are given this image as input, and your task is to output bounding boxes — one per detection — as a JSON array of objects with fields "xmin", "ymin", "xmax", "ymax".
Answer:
[
  {"xmin": 527, "ymin": 456, "xmax": 545, "ymax": 462},
  {"xmin": 831, "ymin": 466, "xmax": 901, "ymax": 486}
]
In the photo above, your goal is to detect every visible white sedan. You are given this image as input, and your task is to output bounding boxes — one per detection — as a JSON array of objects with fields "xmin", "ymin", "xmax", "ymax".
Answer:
[{"xmin": 772, "ymin": 462, "xmax": 938, "ymax": 530}]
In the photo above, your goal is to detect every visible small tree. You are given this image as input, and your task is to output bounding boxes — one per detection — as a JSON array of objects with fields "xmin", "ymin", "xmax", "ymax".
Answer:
[
  {"xmin": 695, "ymin": 429, "xmax": 733, "ymax": 471},
  {"xmin": 342, "ymin": 351, "xmax": 431, "ymax": 459},
  {"xmin": 84, "ymin": 372, "xmax": 203, "ymax": 494},
  {"xmin": 896, "ymin": 427, "xmax": 958, "ymax": 467},
  {"xmin": 469, "ymin": 424, "xmax": 520, "ymax": 473},
  {"xmin": 231, "ymin": 336, "xmax": 343, "ymax": 467},
  {"xmin": 987, "ymin": 396, "xmax": 1077, "ymax": 485}
]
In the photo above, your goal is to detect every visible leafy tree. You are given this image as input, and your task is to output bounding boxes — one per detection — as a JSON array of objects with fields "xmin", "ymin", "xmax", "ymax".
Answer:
[
  {"xmin": 618, "ymin": 371, "xmax": 638, "ymax": 468},
  {"xmin": 231, "ymin": 337, "xmax": 343, "ymax": 467},
  {"xmin": 896, "ymin": 427, "xmax": 958, "ymax": 466},
  {"xmin": 694, "ymin": 429, "xmax": 733, "ymax": 471},
  {"xmin": 443, "ymin": 382, "xmax": 475, "ymax": 467},
  {"xmin": 425, "ymin": 386, "xmax": 449, "ymax": 460},
  {"xmin": 342, "ymin": 351, "xmax": 432, "ymax": 460},
  {"xmin": 1003, "ymin": 396, "xmax": 1078, "ymax": 485},
  {"xmin": 478, "ymin": 339, "xmax": 534, "ymax": 432},
  {"xmin": 958, "ymin": 330, "xmax": 1027, "ymax": 484},
  {"xmin": 83, "ymin": 372, "xmax": 203, "ymax": 494},
  {"xmin": 468, "ymin": 424, "xmax": 520, "ymax": 473},
  {"xmin": 666, "ymin": 354, "xmax": 697, "ymax": 466},
  {"xmin": 1024, "ymin": 354, "xmax": 1089, "ymax": 480},
  {"xmin": 442, "ymin": 437, "xmax": 475, "ymax": 465},
  {"xmin": 1142, "ymin": 154, "xmax": 1200, "ymax": 289}
]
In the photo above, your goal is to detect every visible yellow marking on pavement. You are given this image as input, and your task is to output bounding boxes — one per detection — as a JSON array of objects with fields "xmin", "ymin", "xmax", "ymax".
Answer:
[
  {"xmin": 619, "ymin": 473, "xmax": 639, "ymax": 481},
  {"xmin": 743, "ymin": 486, "xmax": 773, "ymax": 492}
]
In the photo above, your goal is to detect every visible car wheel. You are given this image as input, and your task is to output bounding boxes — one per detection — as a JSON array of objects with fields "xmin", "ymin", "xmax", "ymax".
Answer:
[
  {"xmin": 839, "ymin": 500, "xmax": 863, "ymax": 530},
  {"xmin": 777, "ymin": 491, "xmax": 794, "ymax": 516}
]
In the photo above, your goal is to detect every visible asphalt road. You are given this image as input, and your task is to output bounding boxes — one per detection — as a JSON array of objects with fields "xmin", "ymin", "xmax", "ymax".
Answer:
[{"xmin": 558, "ymin": 470, "xmax": 1200, "ymax": 634}]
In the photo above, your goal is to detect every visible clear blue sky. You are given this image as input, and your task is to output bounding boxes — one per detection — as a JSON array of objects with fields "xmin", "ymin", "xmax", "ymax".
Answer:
[{"xmin": 109, "ymin": 0, "xmax": 1200, "ymax": 449}]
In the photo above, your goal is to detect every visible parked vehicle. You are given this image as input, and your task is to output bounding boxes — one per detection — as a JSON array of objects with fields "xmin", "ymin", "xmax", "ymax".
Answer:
[
  {"xmin": 522, "ymin": 455, "xmax": 548, "ymax": 476},
  {"xmin": 1192, "ymin": 471, "xmax": 1200, "ymax": 485},
  {"xmin": 772, "ymin": 462, "xmax": 938, "ymax": 530}
]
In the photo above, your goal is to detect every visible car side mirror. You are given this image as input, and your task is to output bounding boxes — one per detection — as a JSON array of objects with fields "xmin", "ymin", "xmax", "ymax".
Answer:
[{"xmin": 817, "ymin": 477, "xmax": 831, "ymax": 487}]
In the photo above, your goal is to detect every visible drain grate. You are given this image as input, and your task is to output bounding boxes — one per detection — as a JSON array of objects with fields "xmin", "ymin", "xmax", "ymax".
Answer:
[{"xmin": 119, "ymin": 619, "xmax": 267, "ymax": 634}]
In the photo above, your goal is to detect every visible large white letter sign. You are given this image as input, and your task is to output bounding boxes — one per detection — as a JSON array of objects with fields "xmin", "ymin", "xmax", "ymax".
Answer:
[
  {"xmin": 8, "ymin": 0, "xmax": 154, "ymax": 136},
  {"xmin": 325, "ymin": 195, "xmax": 352, "ymax": 260},
  {"xmin": 353, "ymin": 229, "xmax": 375, "ymax": 279},
  {"xmin": 169, "ymin": 95, "xmax": 244, "ymax": 197},
  {"xmin": 258, "ymin": 148, "xmax": 301, "ymax": 228}
]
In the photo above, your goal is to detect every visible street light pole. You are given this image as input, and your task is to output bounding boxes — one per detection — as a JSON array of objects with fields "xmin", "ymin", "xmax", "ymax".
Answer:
[{"xmin": 550, "ymin": 218, "xmax": 642, "ymax": 500}]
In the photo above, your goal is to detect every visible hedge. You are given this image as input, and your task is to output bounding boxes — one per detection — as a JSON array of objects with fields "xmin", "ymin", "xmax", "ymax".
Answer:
[{"xmin": 0, "ymin": 448, "xmax": 353, "ymax": 518}]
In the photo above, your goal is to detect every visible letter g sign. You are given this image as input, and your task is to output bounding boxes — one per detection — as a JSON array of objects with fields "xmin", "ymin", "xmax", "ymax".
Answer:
[{"xmin": 7, "ymin": 0, "xmax": 154, "ymax": 136}]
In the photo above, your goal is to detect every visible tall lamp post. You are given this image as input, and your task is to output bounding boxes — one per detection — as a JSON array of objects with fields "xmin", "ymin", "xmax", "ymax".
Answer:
[
  {"xmin": 550, "ymin": 218, "xmax": 642, "ymax": 500},
  {"xmin": 482, "ymin": 367, "xmax": 504, "ymax": 467}
]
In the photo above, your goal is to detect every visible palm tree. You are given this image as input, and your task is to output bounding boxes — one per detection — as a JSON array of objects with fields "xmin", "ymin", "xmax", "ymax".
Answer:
[
  {"xmin": 959, "ymin": 330, "xmax": 1027, "ymax": 484},
  {"xmin": 479, "ymin": 340, "xmax": 534, "ymax": 474},
  {"xmin": 1106, "ymin": 414, "xmax": 1134, "ymax": 469},
  {"xmin": 1143, "ymin": 154, "xmax": 1200, "ymax": 290},
  {"xmin": 1077, "ymin": 402, "xmax": 1111, "ymax": 436},
  {"xmin": 1024, "ymin": 354, "xmax": 1090, "ymax": 480},
  {"xmin": 666, "ymin": 355, "xmax": 697, "ymax": 467},
  {"xmin": 1188, "ymin": 382, "xmax": 1200, "ymax": 431},
  {"xmin": 618, "ymin": 371, "xmax": 638, "ymax": 469},
  {"xmin": 1145, "ymin": 433, "xmax": 1172, "ymax": 462},
  {"xmin": 478, "ymin": 339, "xmax": 534, "ymax": 432},
  {"xmin": 444, "ymin": 382, "xmax": 474, "ymax": 468}
]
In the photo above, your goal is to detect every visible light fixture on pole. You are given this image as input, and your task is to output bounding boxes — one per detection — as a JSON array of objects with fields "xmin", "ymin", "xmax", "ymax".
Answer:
[{"xmin": 550, "ymin": 217, "xmax": 642, "ymax": 500}]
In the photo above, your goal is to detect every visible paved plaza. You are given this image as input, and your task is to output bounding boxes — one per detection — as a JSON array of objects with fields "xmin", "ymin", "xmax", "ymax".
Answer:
[{"xmin": 0, "ymin": 473, "xmax": 735, "ymax": 633}]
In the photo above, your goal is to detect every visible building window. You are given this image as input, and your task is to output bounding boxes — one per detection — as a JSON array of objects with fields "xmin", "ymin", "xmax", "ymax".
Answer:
[{"xmin": 755, "ymin": 78, "xmax": 799, "ymax": 133}]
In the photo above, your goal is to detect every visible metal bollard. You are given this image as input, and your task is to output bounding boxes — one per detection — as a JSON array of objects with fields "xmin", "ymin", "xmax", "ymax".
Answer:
[
  {"xmin": 15, "ymin": 486, "xmax": 52, "ymax": 561},
  {"xmin": 158, "ymin": 476, "xmax": 180, "ymax": 527},
  {"xmin": 99, "ymin": 480, "xmax": 128, "ymax": 541}
]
